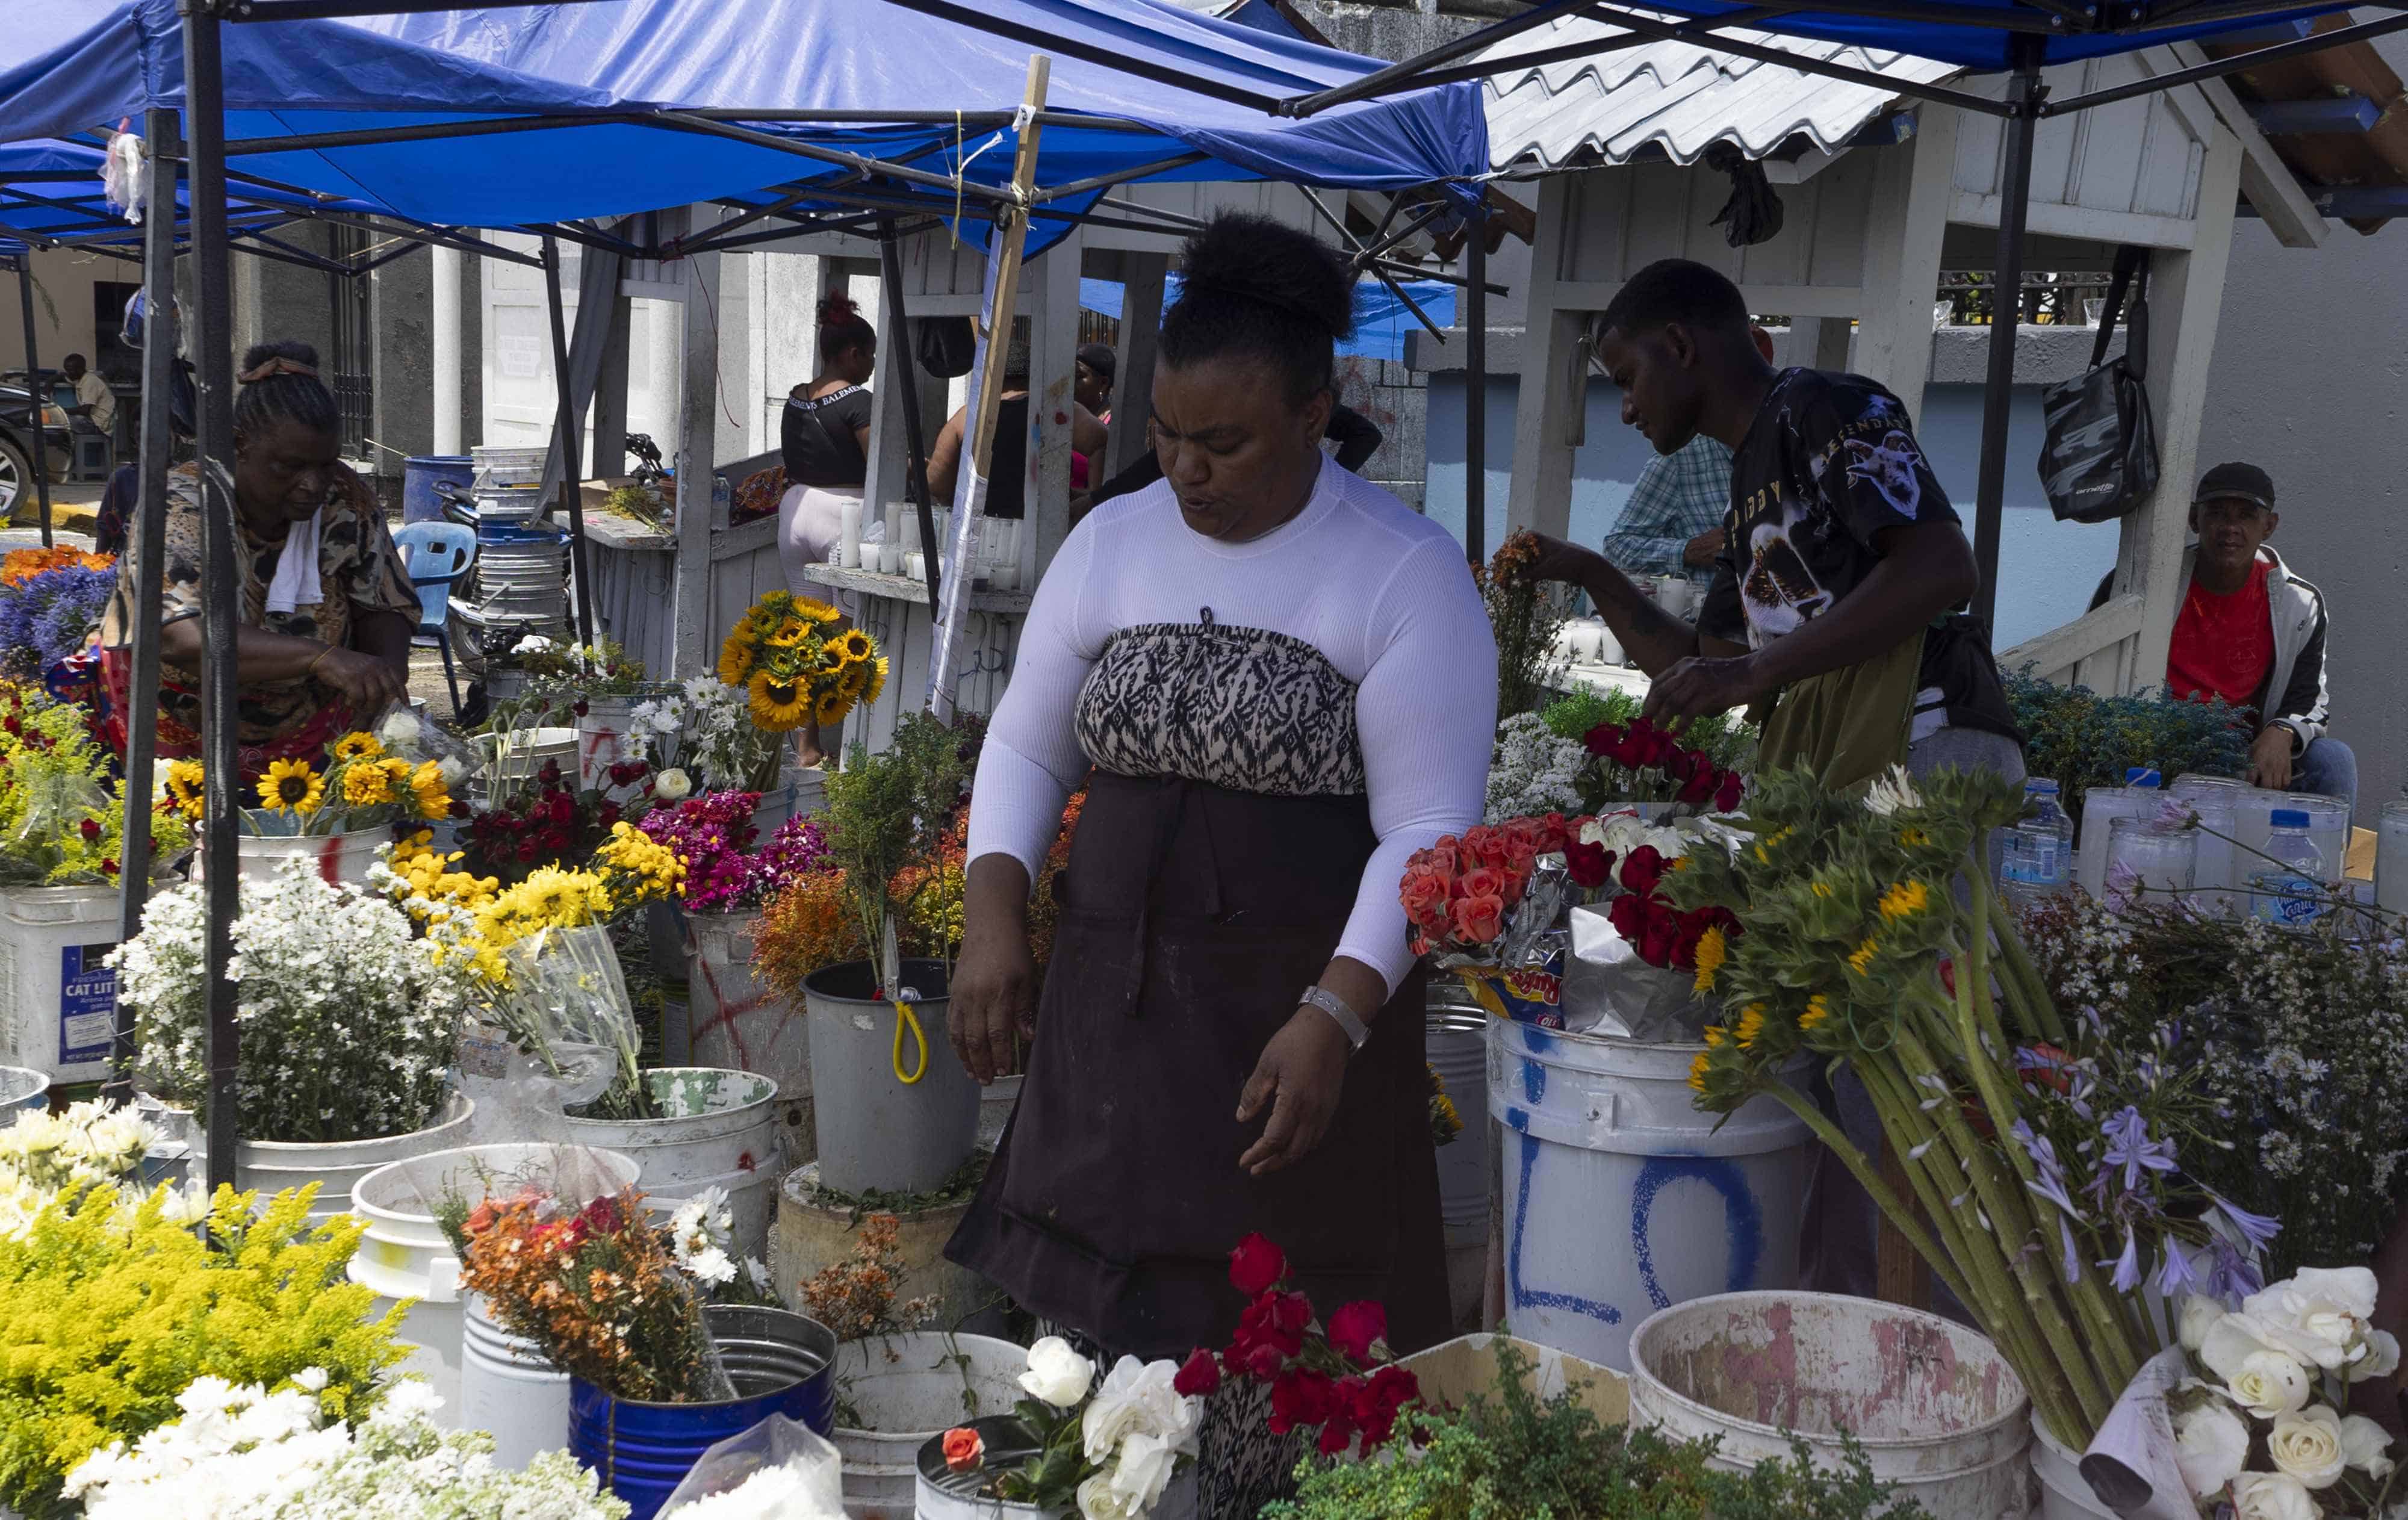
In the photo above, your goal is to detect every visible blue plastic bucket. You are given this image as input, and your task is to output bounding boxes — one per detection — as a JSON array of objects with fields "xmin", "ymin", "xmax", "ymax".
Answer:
[
  {"xmin": 0, "ymin": 1064, "xmax": 48, "ymax": 1125},
  {"xmin": 402, "ymin": 455, "xmax": 474, "ymax": 524},
  {"xmin": 568, "ymin": 1304, "xmax": 836, "ymax": 1520}
]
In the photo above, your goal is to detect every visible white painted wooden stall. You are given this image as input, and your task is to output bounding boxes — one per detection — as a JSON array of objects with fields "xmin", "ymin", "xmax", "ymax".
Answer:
[{"xmin": 1497, "ymin": 40, "xmax": 2326, "ymax": 700}]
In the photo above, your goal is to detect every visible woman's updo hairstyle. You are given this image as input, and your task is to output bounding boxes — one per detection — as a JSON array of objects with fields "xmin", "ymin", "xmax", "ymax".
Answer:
[
  {"xmin": 1161, "ymin": 212, "xmax": 1354, "ymax": 407},
  {"xmin": 818, "ymin": 296, "xmax": 875, "ymax": 362},
  {"xmin": 232, "ymin": 340, "xmax": 338, "ymax": 444}
]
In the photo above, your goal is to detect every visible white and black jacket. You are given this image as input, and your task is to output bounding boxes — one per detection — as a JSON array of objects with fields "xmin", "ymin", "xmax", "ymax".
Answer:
[{"xmin": 2089, "ymin": 545, "xmax": 2331, "ymax": 749}]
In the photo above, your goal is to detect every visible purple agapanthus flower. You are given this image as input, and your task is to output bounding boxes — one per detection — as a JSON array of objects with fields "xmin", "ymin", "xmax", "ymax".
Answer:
[
  {"xmin": 2100, "ymin": 1226, "xmax": 2144, "ymax": 1293},
  {"xmin": 2157, "ymin": 1240, "xmax": 2203, "ymax": 1299},
  {"xmin": 2209, "ymin": 1193, "xmax": 2280, "ymax": 1254},
  {"xmin": 2204, "ymin": 1232, "xmax": 2265, "ymax": 1301},
  {"xmin": 2100, "ymin": 1106, "xmax": 2178, "ymax": 1193},
  {"xmin": 2012, "ymin": 1120, "xmax": 2081, "ymax": 1218}
]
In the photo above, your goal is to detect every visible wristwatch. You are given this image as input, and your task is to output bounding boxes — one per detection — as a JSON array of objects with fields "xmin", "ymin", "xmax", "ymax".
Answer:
[{"xmin": 1299, "ymin": 985, "xmax": 1370, "ymax": 1053}]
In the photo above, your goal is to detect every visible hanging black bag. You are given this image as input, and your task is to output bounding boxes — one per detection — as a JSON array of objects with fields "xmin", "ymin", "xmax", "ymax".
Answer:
[
  {"xmin": 916, "ymin": 316, "xmax": 976, "ymax": 379},
  {"xmin": 2037, "ymin": 245, "xmax": 2160, "ymax": 524}
]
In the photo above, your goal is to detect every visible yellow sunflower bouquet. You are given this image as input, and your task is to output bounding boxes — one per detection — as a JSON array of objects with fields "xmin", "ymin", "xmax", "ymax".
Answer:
[
  {"xmin": 215, "ymin": 710, "xmax": 471, "ymax": 837},
  {"xmin": 716, "ymin": 591, "xmax": 887, "ymax": 736}
]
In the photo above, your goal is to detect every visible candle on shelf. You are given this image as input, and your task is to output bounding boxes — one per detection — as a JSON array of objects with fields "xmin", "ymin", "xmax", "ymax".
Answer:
[{"xmin": 836, "ymin": 497, "xmax": 863, "ymax": 569}]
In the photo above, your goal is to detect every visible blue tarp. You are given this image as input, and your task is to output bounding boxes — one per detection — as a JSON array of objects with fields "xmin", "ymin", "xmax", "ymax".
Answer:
[
  {"xmin": 0, "ymin": 137, "xmax": 364, "ymax": 246},
  {"xmin": 1079, "ymin": 274, "xmax": 1455, "ymax": 363},
  {"xmin": 0, "ymin": 0, "xmax": 1487, "ymax": 244}
]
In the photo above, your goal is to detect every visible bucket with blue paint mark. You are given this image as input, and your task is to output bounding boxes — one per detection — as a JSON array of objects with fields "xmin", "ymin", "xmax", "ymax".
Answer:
[{"xmin": 1486, "ymin": 1017, "xmax": 1815, "ymax": 1371}]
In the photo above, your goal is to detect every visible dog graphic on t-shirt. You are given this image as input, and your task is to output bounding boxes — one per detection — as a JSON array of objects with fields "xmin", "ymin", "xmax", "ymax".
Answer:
[{"xmin": 1838, "ymin": 430, "xmax": 1926, "ymax": 519}]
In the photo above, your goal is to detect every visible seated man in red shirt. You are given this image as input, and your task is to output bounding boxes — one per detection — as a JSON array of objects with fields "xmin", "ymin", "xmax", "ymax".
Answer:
[{"xmin": 2092, "ymin": 461, "xmax": 2350, "ymax": 805}]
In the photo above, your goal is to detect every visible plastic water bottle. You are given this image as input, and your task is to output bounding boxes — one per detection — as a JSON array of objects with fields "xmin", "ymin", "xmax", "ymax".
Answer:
[
  {"xmin": 2249, "ymin": 808, "xmax": 2331, "ymax": 927},
  {"xmin": 1998, "ymin": 778, "xmax": 2073, "ymax": 908}
]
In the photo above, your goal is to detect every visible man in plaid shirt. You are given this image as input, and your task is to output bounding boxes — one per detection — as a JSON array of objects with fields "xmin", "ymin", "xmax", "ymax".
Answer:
[{"xmin": 1599, "ymin": 433, "xmax": 1732, "ymax": 590}]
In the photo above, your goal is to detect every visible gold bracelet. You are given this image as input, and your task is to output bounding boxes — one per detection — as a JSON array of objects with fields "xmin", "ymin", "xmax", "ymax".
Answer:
[{"xmin": 306, "ymin": 647, "xmax": 334, "ymax": 677}]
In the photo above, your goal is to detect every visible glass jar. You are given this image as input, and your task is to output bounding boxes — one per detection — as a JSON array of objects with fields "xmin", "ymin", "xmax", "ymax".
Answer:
[
  {"xmin": 2105, "ymin": 816, "xmax": 2196, "ymax": 913},
  {"xmin": 2076, "ymin": 787, "xmax": 2156, "ymax": 901},
  {"xmin": 2377, "ymin": 801, "xmax": 2408, "ymax": 916}
]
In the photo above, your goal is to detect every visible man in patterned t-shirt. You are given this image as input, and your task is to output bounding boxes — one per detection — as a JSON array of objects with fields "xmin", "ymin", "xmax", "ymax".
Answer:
[{"xmin": 1524, "ymin": 258, "xmax": 2022, "ymax": 787}]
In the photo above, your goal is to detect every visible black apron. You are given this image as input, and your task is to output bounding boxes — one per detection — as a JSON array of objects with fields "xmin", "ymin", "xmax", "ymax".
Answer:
[{"xmin": 948, "ymin": 627, "xmax": 1447, "ymax": 1362}]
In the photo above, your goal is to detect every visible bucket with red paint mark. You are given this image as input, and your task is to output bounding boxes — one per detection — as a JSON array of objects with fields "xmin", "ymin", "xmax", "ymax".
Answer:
[
  {"xmin": 556, "ymin": 1066, "xmax": 784, "ymax": 1262},
  {"xmin": 221, "ymin": 830, "xmax": 388, "ymax": 888},
  {"xmin": 685, "ymin": 908, "xmax": 815, "ymax": 1163}
]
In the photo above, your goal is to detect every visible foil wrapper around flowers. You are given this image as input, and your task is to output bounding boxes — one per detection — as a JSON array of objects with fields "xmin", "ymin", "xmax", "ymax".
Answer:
[
  {"xmin": 1562, "ymin": 902, "xmax": 1711, "ymax": 1041},
  {"xmin": 1448, "ymin": 855, "xmax": 1574, "ymax": 1027}
]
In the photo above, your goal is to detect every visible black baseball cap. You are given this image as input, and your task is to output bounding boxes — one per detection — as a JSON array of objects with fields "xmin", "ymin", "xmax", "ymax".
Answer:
[
  {"xmin": 1076, "ymin": 343, "xmax": 1116, "ymax": 380},
  {"xmin": 2194, "ymin": 462, "xmax": 2275, "ymax": 511}
]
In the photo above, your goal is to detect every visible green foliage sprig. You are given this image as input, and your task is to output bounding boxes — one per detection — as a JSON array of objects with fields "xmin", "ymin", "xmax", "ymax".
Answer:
[{"xmin": 2003, "ymin": 671, "xmax": 2250, "ymax": 830}]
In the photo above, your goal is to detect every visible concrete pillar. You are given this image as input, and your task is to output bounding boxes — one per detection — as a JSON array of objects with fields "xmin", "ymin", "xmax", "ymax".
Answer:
[
  {"xmin": 231, "ymin": 222, "xmax": 335, "ymax": 371},
  {"xmin": 368, "ymin": 244, "xmax": 432, "ymax": 464},
  {"xmin": 432, "ymin": 245, "xmax": 463, "ymax": 454}
]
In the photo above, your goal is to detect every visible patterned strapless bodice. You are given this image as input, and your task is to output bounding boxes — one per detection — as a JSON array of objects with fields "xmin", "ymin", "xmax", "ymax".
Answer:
[{"xmin": 1073, "ymin": 620, "xmax": 1366, "ymax": 797}]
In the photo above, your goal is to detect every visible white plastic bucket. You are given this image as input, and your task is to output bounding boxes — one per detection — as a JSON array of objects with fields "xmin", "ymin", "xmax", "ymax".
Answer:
[
  {"xmin": 833, "ymin": 1332, "xmax": 1028, "ymax": 1517},
  {"xmin": 574, "ymin": 697, "xmax": 639, "ymax": 792},
  {"xmin": 0, "ymin": 1064, "xmax": 48, "ymax": 1124},
  {"xmin": 187, "ymin": 1090, "xmax": 477, "ymax": 1224},
  {"xmin": 489, "ymin": 727, "xmax": 580, "ymax": 787},
  {"xmin": 1628, "ymin": 1291, "xmax": 2032, "ymax": 1520},
  {"xmin": 350, "ymin": 1142, "xmax": 642, "ymax": 1427},
  {"xmin": 685, "ymin": 909, "xmax": 813, "ymax": 1150},
  {"xmin": 2030, "ymin": 1415, "xmax": 2116, "ymax": 1519},
  {"xmin": 221, "ymin": 831, "xmax": 387, "ymax": 889},
  {"xmin": 1487, "ymin": 1017, "xmax": 1816, "ymax": 1371},
  {"xmin": 461, "ymin": 1292, "xmax": 571, "ymax": 1470},
  {"xmin": 0, "ymin": 885, "xmax": 123, "ymax": 1085},
  {"xmin": 802, "ymin": 960, "xmax": 976, "ymax": 1197},
  {"xmin": 556, "ymin": 1067, "xmax": 784, "ymax": 1261}
]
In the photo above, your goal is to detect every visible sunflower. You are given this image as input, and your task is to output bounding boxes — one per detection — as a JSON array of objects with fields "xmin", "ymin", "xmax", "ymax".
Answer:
[
  {"xmin": 1687, "ymin": 1050, "xmax": 1713, "ymax": 1096},
  {"xmin": 813, "ymin": 688, "xmax": 851, "ymax": 727},
  {"xmin": 1691, "ymin": 925, "xmax": 1727, "ymax": 994},
  {"xmin": 411, "ymin": 760, "xmax": 452, "ymax": 820},
  {"xmin": 1847, "ymin": 937, "xmax": 1880, "ymax": 976},
  {"xmin": 1800, "ymin": 994, "xmax": 1834, "ymax": 1032},
  {"xmin": 164, "ymin": 760, "xmax": 205, "ymax": 819},
  {"xmin": 763, "ymin": 619, "xmax": 809, "ymax": 650},
  {"xmin": 790, "ymin": 595, "xmax": 841, "ymax": 627},
  {"xmin": 856, "ymin": 656, "xmax": 889, "ymax": 710},
  {"xmin": 1734, "ymin": 1004, "xmax": 1767, "ymax": 1050},
  {"xmin": 1876, "ymin": 879, "xmax": 1931, "ymax": 923},
  {"xmin": 257, "ymin": 758, "xmax": 325, "ymax": 815},
  {"xmin": 837, "ymin": 659, "xmax": 871, "ymax": 702},
  {"xmin": 340, "ymin": 760, "xmax": 397, "ymax": 807},
  {"xmin": 834, "ymin": 628, "xmax": 876, "ymax": 665},
  {"xmin": 332, "ymin": 731, "xmax": 383, "ymax": 763},
  {"xmin": 748, "ymin": 670, "xmax": 810, "ymax": 732},
  {"xmin": 718, "ymin": 629, "xmax": 759, "ymax": 687}
]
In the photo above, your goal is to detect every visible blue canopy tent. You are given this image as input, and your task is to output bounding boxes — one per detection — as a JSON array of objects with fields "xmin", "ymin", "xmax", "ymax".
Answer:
[
  {"xmin": 1080, "ymin": 272, "xmax": 1458, "ymax": 363},
  {"xmin": 0, "ymin": 0, "xmax": 1491, "ymax": 1176},
  {"xmin": 899, "ymin": 0, "xmax": 2408, "ymax": 627}
]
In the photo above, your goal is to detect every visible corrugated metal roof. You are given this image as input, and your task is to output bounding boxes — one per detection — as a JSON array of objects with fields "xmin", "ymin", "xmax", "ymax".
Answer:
[{"xmin": 1481, "ymin": 13, "xmax": 1964, "ymax": 172}]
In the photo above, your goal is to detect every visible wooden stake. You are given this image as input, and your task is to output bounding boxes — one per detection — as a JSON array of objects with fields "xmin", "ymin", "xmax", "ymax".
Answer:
[{"xmin": 1878, "ymin": 1137, "xmax": 1932, "ymax": 1310}]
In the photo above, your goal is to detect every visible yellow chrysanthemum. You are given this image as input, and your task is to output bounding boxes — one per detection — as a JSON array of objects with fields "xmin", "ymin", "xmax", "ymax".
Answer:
[
  {"xmin": 1735, "ymin": 1004, "xmax": 1767, "ymax": 1050},
  {"xmin": 1687, "ymin": 1051, "xmax": 1713, "ymax": 1096},
  {"xmin": 332, "ymin": 731, "xmax": 383, "ymax": 763},
  {"xmin": 411, "ymin": 760, "xmax": 452, "ymax": 821},
  {"xmin": 718, "ymin": 629, "xmax": 759, "ymax": 687},
  {"xmin": 1847, "ymin": 937, "xmax": 1879, "ymax": 975},
  {"xmin": 1801, "ymin": 994, "xmax": 1833, "ymax": 1031},
  {"xmin": 256, "ymin": 758, "xmax": 324, "ymax": 815},
  {"xmin": 340, "ymin": 761, "xmax": 397, "ymax": 807},
  {"xmin": 748, "ymin": 671, "xmax": 810, "ymax": 732},
  {"xmin": 1692, "ymin": 925, "xmax": 1727, "ymax": 994},
  {"xmin": 1877, "ymin": 879, "xmax": 1931, "ymax": 924},
  {"xmin": 164, "ymin": 760, "xmax": 205, "ymax": 820}
]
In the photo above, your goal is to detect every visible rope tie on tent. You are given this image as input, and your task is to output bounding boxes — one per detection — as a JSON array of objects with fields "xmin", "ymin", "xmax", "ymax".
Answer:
[{"xmin": 946, "ymin": 105, "xmax": 1037, "ymax": 248}]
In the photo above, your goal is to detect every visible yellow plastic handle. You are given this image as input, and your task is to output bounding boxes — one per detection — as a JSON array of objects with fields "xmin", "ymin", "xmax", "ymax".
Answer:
[{"xmin": 892, "ymin": 1000, "xmax": 929, "ymax": 1085}]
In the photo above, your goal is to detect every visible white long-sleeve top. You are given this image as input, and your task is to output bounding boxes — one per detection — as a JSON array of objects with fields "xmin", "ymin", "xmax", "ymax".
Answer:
[{"xmin": 965, "ymin": 453, "xmax": 1497, "ymax": 995}]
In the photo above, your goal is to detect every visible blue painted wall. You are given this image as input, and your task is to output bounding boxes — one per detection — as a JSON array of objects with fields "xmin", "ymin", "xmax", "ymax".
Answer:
[{"xmin": 1424, "ymin": 374, "xmax": 2124, "ymax": 652}]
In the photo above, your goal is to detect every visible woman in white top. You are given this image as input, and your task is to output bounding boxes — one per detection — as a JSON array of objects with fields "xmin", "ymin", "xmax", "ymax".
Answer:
[{"xmin": 945, "ymin": 212, "xmax": 1494, "ymax": 1511}]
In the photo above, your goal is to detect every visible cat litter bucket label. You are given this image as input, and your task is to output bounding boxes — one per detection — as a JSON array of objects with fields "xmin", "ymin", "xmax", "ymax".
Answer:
[{"xmin": 59, "ymin": 943, "xmax": 119, "ymax": 1067}]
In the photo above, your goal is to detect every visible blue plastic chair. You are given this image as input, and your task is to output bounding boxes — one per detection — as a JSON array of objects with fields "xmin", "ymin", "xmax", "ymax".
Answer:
[{"xmin": 391, "ymin": 521, "xmax": 478, "ymax": 719}]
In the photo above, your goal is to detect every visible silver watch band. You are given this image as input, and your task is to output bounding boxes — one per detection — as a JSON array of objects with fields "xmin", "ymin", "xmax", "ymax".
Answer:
[{"xmin": 1300, "ymin": 985, "xmax": 1370, "ymax": 1050}]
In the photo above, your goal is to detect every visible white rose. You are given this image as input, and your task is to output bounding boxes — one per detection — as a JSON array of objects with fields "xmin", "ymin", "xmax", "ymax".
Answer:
[
  {"xmin": 2230, "ymin": 1351, "xmax": 2313, "ymax": 1419},
  {"xmin": 2179, "ymin": 1295, "xmax": 2227, "ymax": 1354},
  {"xmin": 1021, "ymin": 1337, "xmax": 1095, "ymax": 1410},
  {"xmin": 1076, "ymin": 1470, "xmax": 1141, "ymax": 1520},
  {"xmin": 2202, "ymin": 1312, "xmax": 2294, "ymax": 1383},
  {"xmin": 2268, "ymin": 1405, "xmax": 2348, "ymax": 1488},
  {"xmin": 2233, "ymin": 1471, "xmax": 2318, "ymax": 1520},
  {"xmin": 2175, "ymin": 1401, "xmax": 2251, "ymax": 1498},
  {"xmin": 1105, "ymin": 1430, "xmax": 1181, "ymax": 1513},
  {"xmin": 377, "ymin": 709, "xmax": 420, "ymax": 748},
  {"xmin": 2249, "ymin": 1270, "xmax": 2381, "ymax": 1371},
  {"xmin": 437, "ymin": 755, "xmax": 471, "ymax": 787},
  {"xmin": 2340, "ymin": 1413, "xmax": 2398, "ymax": 1480},
  {"xmin": 2352, "ymin": 1330, "xmax": 2403, "ymax": 1384},
  {"xmin": 1082, "ymin": 1356, "xmax": 1200, "ymax": 1463},
  {"xmin": 654, "ymin": 768, "xmax": 694, "ymax": 802}
]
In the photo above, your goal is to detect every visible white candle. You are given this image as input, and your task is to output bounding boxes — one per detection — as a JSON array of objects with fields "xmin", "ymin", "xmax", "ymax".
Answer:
[{"xmin": 837, "ymin": 497, "xmax": 863, "ymax": 569}]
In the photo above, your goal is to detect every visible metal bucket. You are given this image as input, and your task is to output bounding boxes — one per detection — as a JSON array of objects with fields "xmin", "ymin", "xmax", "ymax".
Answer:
[
  {"xmin": 569, "ymin": 1303, "xmax": 837, "ymax": 1520},
  {"xmin": 556, "ymin": 1068, "xmax": 784, "ymax": 1261},
  {"xmin": 1628, "ymin": 1291, "xmax": 2032, "ymax": 1520},
  {"xmin": 801, "ymin": 960, "xmax": 976, "ymax": 1196},
  {"xmin": 403, "ymin": 454, "xmax": 474, "ymax": 525},
  {"xmin": 830, "ymin": 1331, "xmax": 1027, "ymax": 1517},
  {"xmin": 0, "ymin": 1064, "xmax": 47, "ymax": 1124},
  {"xmin": 1488, "ymin": 1017, "xmax": 1816, "ymax": 1370},
  {"xmin": 912, "ymin": 1415, "xmax": 1198, "ymax": 1520},
  {"xmin": 1427, "ymin": 988, "xmax": 1492, "ymax": 1240}
]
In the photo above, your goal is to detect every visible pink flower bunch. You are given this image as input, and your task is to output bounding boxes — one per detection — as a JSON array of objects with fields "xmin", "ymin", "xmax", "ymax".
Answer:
[{"xmin": 639, "ymin": 792, "xmax": 832, "ymax": 913}]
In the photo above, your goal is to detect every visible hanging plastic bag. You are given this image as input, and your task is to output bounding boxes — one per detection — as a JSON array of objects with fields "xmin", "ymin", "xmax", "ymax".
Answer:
[
  {"xmin": 657, "ymin": 1416, "xmax": 846, "ymax": 1519},
  {"xmin": 101, "ymin": 125, "xmax": 145, "ymax": 224},
  {"xmin": 474, "ymin": 924, "xmax": 650, "ymax": 1128}
]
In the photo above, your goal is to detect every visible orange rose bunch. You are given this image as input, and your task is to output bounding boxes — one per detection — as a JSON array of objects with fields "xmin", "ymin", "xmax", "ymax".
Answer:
[{"xmin": 1401, "ymin": 812, "xmax": 1594, "ymax": 960}]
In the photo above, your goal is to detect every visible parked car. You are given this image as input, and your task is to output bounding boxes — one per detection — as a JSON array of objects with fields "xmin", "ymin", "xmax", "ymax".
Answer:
[{"xmin": 0, "ymin": 379, "xmax": 72, "ymax": 523}]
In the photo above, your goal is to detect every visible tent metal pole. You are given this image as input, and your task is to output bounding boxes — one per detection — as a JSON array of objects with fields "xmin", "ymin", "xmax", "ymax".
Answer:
[
  {"xmin": 1026, "ymin": 152, "xmax": 1212, "ymax": 205},
  {"xmin": 2043, "ymin": 7, "xmax": 2408, "ymax": 113},
  {"xmin": 181, "ymin": 0, "xmax": 241, "ymax": 1195},
  {"xmin": 1465, "ymin": 222, "xmax": 1488, "ymax": 568},
  {"xmin": 877, "ymin": 222, "xmax": 944, "ymax": 612},
  {"xmin": 1970, "ymin": 36, "xmax": 2045, "ymax": 634},
  {"xmin": 542, "ymin": 234, "xmax": 597, "ymax": 649},
  {"xmin": 650, "ymin": 113, "xmax": 1015, "ymax": 206},
  {"xmin": 108, "ymin": 109, "xmax": 182, "ymax": 1098},
  {"xmin": 14, "ymin": 255, "xmax": 53, "ymax": 547}
]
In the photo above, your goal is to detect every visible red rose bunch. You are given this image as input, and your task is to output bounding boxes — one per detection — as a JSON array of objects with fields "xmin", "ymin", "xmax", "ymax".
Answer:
[
  {"xmin": 461, "ymin": 757, "xmax": 635, "ymax": 887},
  {"xmin": 1584, "ymin": 717, "xmax": 1746, "ymax": 814},
  {"xmin": 1605, "ymin": 843, "xmax": 1743, "ymax": 974},
  {"xmin": 1400, "ymin": 812, "xmax": 1596, "ymax": 960},
  {"xmin": 1179, "ymin": 1233, "xmax": 1422, "ymax": 1455}
]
